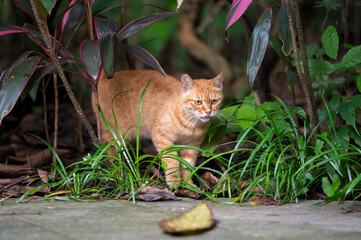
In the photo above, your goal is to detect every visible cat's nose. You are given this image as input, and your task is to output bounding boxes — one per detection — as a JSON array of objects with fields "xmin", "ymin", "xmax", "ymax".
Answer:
[{"xmin": 205, "ymin": 110, "xmax": 211, "ymax": 114}]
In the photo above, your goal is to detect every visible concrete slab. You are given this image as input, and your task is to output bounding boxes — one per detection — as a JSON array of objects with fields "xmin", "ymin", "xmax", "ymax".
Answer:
[{"xmin": 1, "ymin": 198, "xmax": 360, "ymax": 240}]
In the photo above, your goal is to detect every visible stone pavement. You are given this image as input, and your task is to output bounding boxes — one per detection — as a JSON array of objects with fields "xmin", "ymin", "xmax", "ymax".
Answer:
[{"xmin": 1, "ymin": 198, "xmax": 361, "ymax": 240}]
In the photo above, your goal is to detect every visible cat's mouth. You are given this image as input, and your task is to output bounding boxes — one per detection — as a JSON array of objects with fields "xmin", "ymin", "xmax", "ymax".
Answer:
[{"xmin": 199, "ymin": 114, "xmax": 212, "ymax": 122}]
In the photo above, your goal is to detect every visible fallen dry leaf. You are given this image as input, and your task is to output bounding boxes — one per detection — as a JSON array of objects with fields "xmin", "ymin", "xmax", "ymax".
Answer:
[
  {"xmin": 159, "ymin": 200, "xmax": 215, "ymax": 235},
  {"xmin": 174, "ymin": 188, "xmax": 202, "ymax": 199}
]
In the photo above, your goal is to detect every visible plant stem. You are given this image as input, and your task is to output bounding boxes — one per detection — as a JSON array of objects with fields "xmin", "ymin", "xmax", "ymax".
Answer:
[
  {"xmin": 285, "ymin": 0, "xmax": 319, "ymax": 130},
  {"xmin": 41, "ymin": 79, "xmax": 50, "ymax": 143},
  {"xmin": 30, "ymin": 0, "xmax": 100, "ymax": 145},
  {"xmin": 52, "ymin": 73, "xmax": 58, "ymax": 181}
]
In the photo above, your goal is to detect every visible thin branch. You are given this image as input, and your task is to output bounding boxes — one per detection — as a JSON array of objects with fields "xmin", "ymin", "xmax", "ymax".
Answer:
[
  {"xmin": 285, "ymin": 0, "xmax": 318, "ymax": 130},
  {"xmin": 30, "ymin": 0, "xmax": 100, "ymax": 145},
  {"xmin": 293, "ymin": 0, "xmax": 318, "ymax": 130},
  {"xmin": 51, "ymin": 73, "xmax": 58, "ymax": 181}
]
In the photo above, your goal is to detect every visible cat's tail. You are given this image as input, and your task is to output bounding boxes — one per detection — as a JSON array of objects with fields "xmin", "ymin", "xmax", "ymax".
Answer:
[{"xmin": 91, "ymin": 90, "xmax": 102, "ymax": 142}]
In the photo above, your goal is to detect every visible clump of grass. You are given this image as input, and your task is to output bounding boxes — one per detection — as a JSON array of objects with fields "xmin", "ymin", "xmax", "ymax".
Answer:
[{"xmin": 19, "ymin": 90, "xmax": 361, "ymax": 205}]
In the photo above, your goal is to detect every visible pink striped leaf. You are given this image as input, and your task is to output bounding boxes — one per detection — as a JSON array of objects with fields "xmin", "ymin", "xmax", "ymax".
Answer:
[
  {"xmin": 0, "ymin": 52, "xmax": 40, "ymax": 125},
  {"xmin": 117, "ymin": 12, "xmax": 177, "ymax": 41},
  {"xmin": 61, "ymin": 0, "xmax": 78, "ymax": 32},
  {"xmin": 0, "ymin": 25, "xmax": 25, "ymax": 36},
  {"xmin": 12, "ymin": 0, "xmax": 34, "ymax": 18},
  {"xmin": 120, "ymin": 45, "xmax": 166, "ymax": 77},
  {"xmin": 225, "ymin": 0, "xmax": 253, "ymax": 30},
  {"xmin": 21, "ymin": 57, "xmax": 71, "ymax": 101},
  {"xmin": 95, "ymin": 17, "xmax": 119, "ymax": 79}
]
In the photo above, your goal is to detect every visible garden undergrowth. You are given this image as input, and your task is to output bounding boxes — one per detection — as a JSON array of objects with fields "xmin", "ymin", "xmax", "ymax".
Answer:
[{"xmin": 18, "ymin": 94, "xmax": 361, "ymax": 205}]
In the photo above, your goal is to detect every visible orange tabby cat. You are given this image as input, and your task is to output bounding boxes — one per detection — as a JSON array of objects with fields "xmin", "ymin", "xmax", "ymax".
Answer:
[{"xmin": 96, "ymin": 70, "xmax": 223, "ymax": 188}]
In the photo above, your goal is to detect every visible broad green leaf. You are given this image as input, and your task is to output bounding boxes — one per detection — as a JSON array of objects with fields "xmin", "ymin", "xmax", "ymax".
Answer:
[
  {"xmin": 221, "ymin": 105, "xmax": 239, "ymax": 119},
  {"xmin": 322, "ymin": 175, "xmax": 340, "ymax": 197},
  {"xmin": 339, "ymin": 99, "xmax": 356, "ymax": 129},
  {"xmin": 40, "ymin": 0, "xmax": 57, "ymax": 14},
  {"xmin": 95, "ymin": 17, "xmax": 119, "ymax": 79},
  {"xmin": 117, "ymin": 12, "xmax": 177, "ymax": 41},
  {"xmin": 338, "ymin": 45, "xmax": 361, "ymax": 69},
  {"xmin": 357, "ymin": 73, "xmax": 361, "ymax": 93},
  {"xmin": 247, "ymin": 8, "xmax": 272, "ymax": 87},
  {"xmin": 80, "ymin": 40, "xmax": 101, "ymax": 80},
  {"xmin": 277, "ymin": 0, "xmax": 294, "ymax": 56},
  {"xmin": 322, "ymin": 25, "xmax": 338, "ymax": 59},
  {"xmin": 335, "ymin": 126, "xmax": 349, "ymax": 148},
  {"xmin": 225, "ymin": 0, "xmax": 253, "ymax": 30},
  {"xmin": 236, "ymin": 104, "xmax": 257, "ymax": 130},
  {"xmin": 120, "ymin": 45, "xmax": 166, "ymax": 77},
  {"xmin": 0, "ymin": 52, "xmax": 40, "ymax": 124},
  {"xmin": 201, "ymin": 116, "xmax": 227, "ymax": 154},
  {"xmin": 308, "ymin": 59, "xmax": 335, "ymax": 76},
  {"xmin": 201, "ymin": 124, "xmax": 227, "ymax": 154},
  {"xmin": 350, "ymin": 94, "xmax": 361, "ymax": 109}
]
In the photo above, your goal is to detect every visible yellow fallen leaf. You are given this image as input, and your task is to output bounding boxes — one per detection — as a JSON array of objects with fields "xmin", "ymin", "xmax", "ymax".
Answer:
[{"xmin": 159, "ymin": 200, "xmax": 215, "ymax": 234}]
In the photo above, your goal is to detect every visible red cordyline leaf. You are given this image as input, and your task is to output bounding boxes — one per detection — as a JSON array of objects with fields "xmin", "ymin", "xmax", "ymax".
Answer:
[
  {"xmin": 117, "ymin": 12, "xmax": 177, "ymax": 41},
  {"xmin": 225, "ymin": 0, "xmax": 253, "ymax": 30},
  {"xmin": 0, "ymin": 25, "xmax": 25, "ymax": 36},
  {"xmin": 61, "ymin": 0, "xmax": 77, "ymax": 32}
]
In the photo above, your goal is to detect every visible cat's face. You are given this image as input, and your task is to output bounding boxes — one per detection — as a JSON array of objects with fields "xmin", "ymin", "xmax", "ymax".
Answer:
[{"xmin": 181, "ymin": 73, "xmax": 224, "ymax": 123}]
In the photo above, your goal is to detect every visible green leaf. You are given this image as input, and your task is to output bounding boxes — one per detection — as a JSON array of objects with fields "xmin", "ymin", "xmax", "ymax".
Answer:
[
  {"xmin": 0, "ymin": 52, "xmax": 40, "ymax": 124},
  {"xmin": 356, "ymin": 74, "xmax": 361, "ymax": 93},
  {"xmin": 321, "ymin": 25, "xmax": 338, "ymax": 59},
  {"xmin": 339, "ymin": 99, "xmax": 356, "ymax": 129},
  {"xmin": 277, "ymin": 1, "xmax": 294, "ymax": 56},
  {"xmin": 350, "ymin": 94, "xmax": 361, "ymax": 108},
  {"xmin": 308, "ymin": 59, "xmax": 335, "ymax": 76},
  {"xmin": 236, "ymin": 104, "xmax": 257, "ymax": 130},
  {"xmin": 247, "ymin": 8, "xmax": 272, "ymax": 87},
  {"xmin": 40, "ymin": 0, "xmax": 57, "ymax": 14},
  {"xmin": 322, "ymin": 175, "xmax": 340, "ymax": 197},
  {"xmin": 335, "ymin": 126, "xmax": 349, "ymax": 148},
  {"xmin": 201, "ymin": 117, "xmax": 227, "ymax": 154},
  {"xmin": 349, "ymin": 126, "xmax": 361, "ymax": 147},
  {"xmin": 338, "ymin": 45, "xmax": 361, "ymax": 69}
]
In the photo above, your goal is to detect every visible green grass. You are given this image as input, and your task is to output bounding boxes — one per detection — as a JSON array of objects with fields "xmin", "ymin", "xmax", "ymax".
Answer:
[{"xmin": 18, "ymin": 92, "xmax": 361, "ymax": 205}]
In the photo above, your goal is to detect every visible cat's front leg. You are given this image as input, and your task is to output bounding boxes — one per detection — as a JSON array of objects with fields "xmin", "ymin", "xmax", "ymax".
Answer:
[
  {"xmin": 179, "ymin": 148, "xmax": 199, "ymax": 188},
  {"xmin": 152, "ymin": 138, "xmax": 181, "ymax": 189}
]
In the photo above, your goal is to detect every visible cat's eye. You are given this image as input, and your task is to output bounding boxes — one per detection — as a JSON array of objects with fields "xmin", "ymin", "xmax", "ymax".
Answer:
[
  {"xmin": 194, "ymin": 100, "xmax": 202, "ymax": 105},
  {"xmin": 211, "ymin": 99, "xmax": 218, "ymax": 104}
]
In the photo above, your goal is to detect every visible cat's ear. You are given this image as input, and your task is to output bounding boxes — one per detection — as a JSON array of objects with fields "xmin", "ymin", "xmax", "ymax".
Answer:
[
  {"xmin": 181, "ymin": 74, "xmax": 196, "ymax": 93},
  {"xmin": 212, "ymin": 72, "xmax": 224, "ymax": 91}
]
